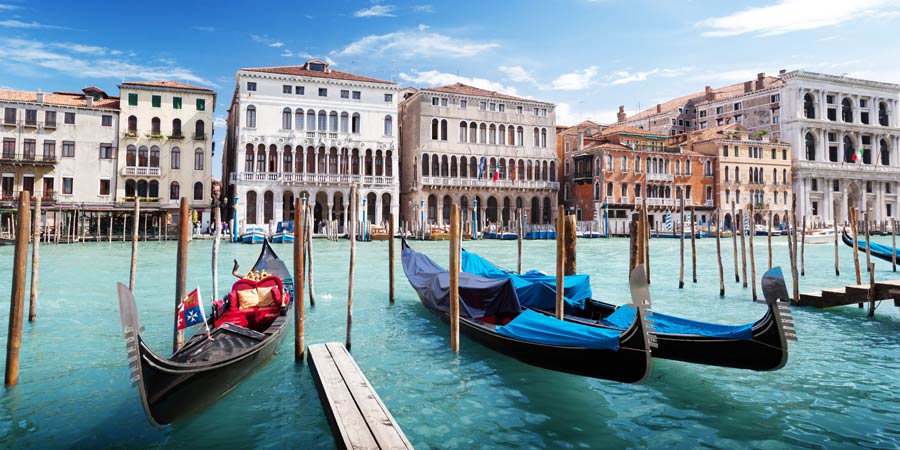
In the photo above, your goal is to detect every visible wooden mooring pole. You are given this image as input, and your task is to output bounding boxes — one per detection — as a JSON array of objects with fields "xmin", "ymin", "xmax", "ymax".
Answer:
[
  {"xmin": 850, "ymin": 207, "xmax": 861, "ymax": 285},
  {"xmin": 5, "ymin": 192, "xmax": 30, "ymax": 387},
  {"xmin": 893, "ymin": 218, "xmax": 897, "ymax": 272},
  {"xmin": 449, "ymin": 204, "xmax": 460, "ymax": 353},
  {"xmin": 346, "ymin": 187, "xmax": 357, "ymax": 351},
  {"xmin": 867, "ymin": 262, "xmax": 876, "ymax": 318},
  {"xmin": 800, "ymin": 215, "xmax": 807, "ymax": 276},
  {"xmin": 173, "ymin": 198, "xmax": 189, "ymax": 353},
  {"xmin": 307, "ymin": 204, "xmax": 316, "ymax": 306},
  {"xmin": 790, "ymin": 196, "xmax": 799, "ymax": 302},
  {"xmin": 212, "ymin": 198, "xmax": 222, "ymax": 304},
  {"xmin": 28, "ymin": 194, "xmax": 40, "ymax": 322},
  {"xmin": 864, "ymin": 212, "xmax": 872, "ymax": 274},
  {"xmin": 739, "ymin": 209, "xmax": 748, "ymax": 288},
  {"xmin": 690, "ymin": 205, "xmax": 697, "ymax": 283},
  {"xmin": 295, "ymin": 197, "xmax": 306, "ymax": 361},
  {"xmin": 679, "ymin": 195, "xmax": 685, "ymax": 289},
  {"xmin": 715, "ymin": 209, "xmax": 724, "ymax": 297},
  {"xmin": 834, "ymin": 217, "xmax": 841, "ymax": 276},
  {"xmin": 642, "ymin": 205, "xmax": 650, "ymax": 283},
  {"xmin": 564, "ymin": 214, "xmax": 576, "ymax": 276},
  {"xmin": 517, "ymin": 209, "xmax": 523, "ymax": 274},
  {"xmin": 731, "ymin": 202, "xmax": 739, "ymax": 283},
  {"xmin": 389, "ymin": 213, "xmax": 395, "ymax": 304},
  {"xmin": 767, "ymin": 210, "xmax": 773, "ymax": 270},
  {"xmin": 749, "ymin": 207, "xmax": 757, "ymax": 302},
  {"xmin": 555, "ymin": 207, "xmax": 566, "ymax": 320},
  {"xmin": 130, "ymin": 199, "xmax": 139, "ymax": 293}
]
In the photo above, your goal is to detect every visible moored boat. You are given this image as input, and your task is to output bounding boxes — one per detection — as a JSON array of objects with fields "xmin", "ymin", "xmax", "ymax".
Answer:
[
  {"xmin": 803, "ymin": 228, "xmax": 835, "ymax": 244},
  {"xmin": 240, "ymin": 226, "xmax": 267, "ymax": 244},
  {"xmin": 842, "ymin": 228, "xmax": 900, "ymax": 262},
  {"xmin": 116, "ymin": 240, "xmax": 294, "ymax": 425},
  {"xmin": 271, "ymin": 221, "xmax": 294, "ymax": 243}
]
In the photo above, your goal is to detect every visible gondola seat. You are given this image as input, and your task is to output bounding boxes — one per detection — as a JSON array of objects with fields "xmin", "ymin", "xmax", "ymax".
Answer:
[{"xmin": 215, "ymin": 276, "xmax": 289, "ymax": 332}]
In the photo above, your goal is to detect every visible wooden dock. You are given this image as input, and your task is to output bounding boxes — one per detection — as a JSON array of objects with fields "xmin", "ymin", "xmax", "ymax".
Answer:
[
  {"xmin": 797, "ymin": 279, "xmax": 900, "ymax": 308},
  {"xmin": 308, "ymin": 342, "xmax": 413, "ymax": 450}
]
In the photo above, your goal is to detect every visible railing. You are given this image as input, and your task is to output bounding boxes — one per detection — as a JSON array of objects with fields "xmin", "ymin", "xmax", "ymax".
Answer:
[
  {"xmin": 193, "ymin": 132, "xmax": 206, "ymax": 141},
  {"xmin": 122, "ymin": 166, "xmax": 161, "ymax": 176},
  {"xmin": 169, "ymin": 133, "xmax": 185, "ymax": 140},
  {"xmin": 0, "ymin": 152, "xmax": 59, "ymax": 164},
  {"xmin": 646, "ymin": 173, "xmax": 674, "ymax": 182},
  {"xmin": 233, "ymin": 172, "xmax": 396, "ymax": 187},
  {"xmin": 685, "ymin": 199, "xmax": 693, "ymax": 206},
  {"xmin": 646, "ymin": 198, "xmax": 675, "ymax": 207},
  {"xmin": 606, "ymin": 196, "xmax": 615, "ymax": 204},
  {"xmin": 420, "ymin": 176, "xmax": 558, "ymax": 190},
  {"xmin": 705, "ymin": 200, "xmax": 714, "ymax": 206}
]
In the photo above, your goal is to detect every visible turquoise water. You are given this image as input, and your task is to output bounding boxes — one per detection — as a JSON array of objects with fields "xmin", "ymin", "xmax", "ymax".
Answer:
[{"xmin": 0, "ymin": 235, "xmax": 898, "ymax": 449}]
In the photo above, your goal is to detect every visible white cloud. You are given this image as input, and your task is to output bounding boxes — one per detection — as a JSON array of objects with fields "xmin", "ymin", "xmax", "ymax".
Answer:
[
  {"xmin": 0, "ymin": 4, "xmax": 21, "ymax": 10},
  {"xmin": 697, "ymin": 0, "xmax": 900, "ymax": 37},
  {"xmin": 333, "ymin": 29, "xmax": 499, "ymax": 59},
  {"xmin": 0, "ymin": 37, "xmax": 215, "ymax": 87},
  {"xmin": 417, "ymin": 23, "xmax": 429, "ymax": 31},
  {"xmin": 269, "ymin": 42, "xmax": 284, "ymax": 48},
  {"xmin": 250, "ymin": 34, "xmax": 285, "ymax": 48},
  {"xmin": 399, "ymin": 69, "xmax": 519, "ymax": 96},
  {"xmin": 353, "ymin": 4, "xmax": 396, "ymax": 17},
  {"xmin": 689, "ymin": 69, "xmax": 762, "ymax": 83},
  {"xmin": 413, "ymin": 4, "xmax": 434, "ymax": 12},
  {"xmin": 0, "ymin": 19, "xmax": 66, "ymax": 29},
  {"xmin": 499, "ymin": 65, "xmax": 536, "ymax": 84},
  {"xmin": 213, "ymin": 116, "xmax": 227, "ymax": 127},
  {"xmin": 192, "ymin": 25, "xmax": 215, "ymax": 32},
  {"xmin": 550, "ymin": 66, "xmax": 599, "ymax": 90},
  {"xmin": 608, "ymin": 67, "xmax": 694, "ymax": 86},
  {"xmin": 280, "ymin": 50, "xmax": 335, "ymax": 65},
  {"xmin": 555, "ymin": 102, "xmax": 618, "ymax": 126}
]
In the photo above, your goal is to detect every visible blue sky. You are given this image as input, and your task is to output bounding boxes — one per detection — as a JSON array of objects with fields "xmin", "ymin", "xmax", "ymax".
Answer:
[{"xmin": 2, "ymin": 0, "xmax": 899, "ymax": 177}]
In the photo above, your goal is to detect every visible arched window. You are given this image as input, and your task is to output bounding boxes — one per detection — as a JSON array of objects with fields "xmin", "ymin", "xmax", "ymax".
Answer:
[
  {"xmin": 440, "ymin": 119, "xmax": 448, "ymax": 141},
  {"xmin": 879, "ymin": 102, "xmax": 889, "ymax": 126},
  {"xmin": 422, "ymin": 154, "xmax": 430, "ymax": 176},
  {"xmin": 459, "ymin": 121, "xmax": 467, "ymax": 142},
  {"xmin": 307, "ymin": 109, "xmax": 317, "ymax": 130},
  {"xmin": 329, "ymin": 111, "xmax": 338, "ymax": 132},
  {"xmin": 351, "ymin": 113, "xmax": 361, "ymax": 134},
  {"xmin": 450, "ymin": 156, "xmax": 458, "ymax": 177},
  {"xmin": 171, "ymin": 147, "xmax": 181, "ymax": 169},
  {"xmin": 246, "ymin": 191, "xmax": 257, "ymax": 224},
  {"xmin": 172, "ymin": 118, "xmax": 182, "ymax": 137},
  {"xmin": 283, "ymin": 148, "xmax": 293, "ymax": 173},
  {"xmin": 479, "ymin": 123, "xmax": 486, "ymax": 143},
  {"xmin": 125, "ymin": 179, "xmax": 136, "ymax": 197},
  {"xmin": 803, "ymin": 93, "xmax": 815, "ymax": 119},
  {"xmin": 841, "ymin": 98, "xmax": 853, "ymax": 123},
  {"xmin": 138, "ymin": 145, "xmax": 149, "ymax": 167},
  {"xmin": 136, "ymin": 180, "xmax": 147, "ymax": 198},
  {"xmin": 257, "ymin": 145, "xmax": 266, "ymax": 172},
  {"xmin": 773, "ymin": 168, "xmax": 778, "ymax": 185},
  {"xmin": 441, "ymin": 155, "xmax": 449, "ymax": 177},
  {"xmin": 384, "ymin": 115, "xmax": 393, "ymax": 136},
  {"xmin": 282, "ymin": 108, "xmax": 292, "ymax": 129},
  {"xmin": 193, "ymin": 182, "xmax": 203, "ymax": 200},
  {"xmin": 169, "ymin": 181, "xmax": 179, "ymax": 199},
  {"xmin": 843, "ymin": 136, "xmax": 855, "ymax": 163},
  {"xmin": 149, "ymin": 180, "xmax": 159, "ymax": 198},
  {"xmin": 805, "ymin": 132, "xmax": 816, "ymax": 160},
  {"xmin": 151, "ymin": 117, "xmax": 160, "ymax": 135},
  {"xmin": 881, "ymin": 139, "xmax": 890, "ymax": 165},
  {"xmin": 461, "ymin": 157, "xmax": 469, "ymax": 178},
  {"xmin": 431, "ymin": 118, "xmax": 439, "ymax": 140},
  {"xmin": 533, "ymin": 127, "xmax": 540, "ymax": 147},
  {"xmin": 317, "ymin": 110, "xmax": 327, "ymax": 131},
  {"xmin": 194, "ymin": 120, "xmax": 205, "ymax": 140},
  {"xmin": 127, "ymin": 115, "xmax": 137, "ymax": 133},
  {"xmin": 246, "ymin": 106, "xmax": 256, "ymax": 128},
  {"xmin": 541, "ymin": 128, "xmax": 547, "ymax": 148},
  {"xmin": 516, "ymin": 126, "xmax": 524, "ymax": 147},
  {"xmin": 704, "ymin": 160, "xmax": 712, "ymax": 175},
  {"xmin": 469, "ymin": 122, "xmax": 477, "ymax": 143},
  {"xmin": 549, "ymin": 161, "xmax": 556, "ymax": 182},
  {"xmin": 386, "ymin": 150, "xmax": 393, "ymax": 177},
  {"xmin": 782, "ymin": 169, "xmax": 787, "ymax": 185},
  {"xmin": 126, "ymin": 145, "xmax": 136, "ymax": 166},
  {"xmin": 725, "ymin": 166, "xmax": 730, "ymax": 182},
  {"xmin": 149, "ymin": 145, "xmax": 160, "ymax": 167},
  {"xmin": 296, "ymin": 109, "xmax": 304, "ymax": 130},
  {"xmin": 194, "ymin": 148, "xmax": 204, "ymax": 170},
  {"xmin": 489, "ymin": 124, "xmax": 496, "ymax": 144},
  {"xmin": 499, "ymin": 125, "xmax": 506, "ymax": 145},
  {"xmin": 508, "ymin": 125, "xmax": 515, "ymax": 146},
  {"xmin": 340, "ymin": 112, "xmax": 349, "ymax": 133}
]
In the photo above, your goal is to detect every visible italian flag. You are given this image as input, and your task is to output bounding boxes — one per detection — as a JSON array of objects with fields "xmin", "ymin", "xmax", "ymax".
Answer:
[{"xmin": 852, "ymin": 147, "xmax": 864, "ymax": 161}]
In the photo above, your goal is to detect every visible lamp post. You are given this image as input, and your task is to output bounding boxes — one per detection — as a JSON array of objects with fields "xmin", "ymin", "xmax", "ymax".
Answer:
[{"xmin": 473, "ymin": 198, "xmax": 479, "ymax": 240}]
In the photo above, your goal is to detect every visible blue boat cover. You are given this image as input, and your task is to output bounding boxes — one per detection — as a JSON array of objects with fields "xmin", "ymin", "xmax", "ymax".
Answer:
[
  {"xmin": 602, "ymin": 305, "xmax": 753, "ymax": 340},
  {"xmin": 496, "ymin": 309, "xmax": 621, "ymax": 350},
  {"xmin": 275, "ymin": 221, "xmax": 294, "ymax": 232},
  {"xmin": 854, "ymin": 238, "xmax": 899, "ymax": 257},
  {"xmin": 461, "ymin": 250, "xmax": 591, "ymax": 312}
]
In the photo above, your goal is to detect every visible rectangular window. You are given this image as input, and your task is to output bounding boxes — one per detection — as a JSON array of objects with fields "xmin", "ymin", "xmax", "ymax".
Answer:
[
  {"xmin": 247, "ymin": 82, "xmax": 257, "ymax": 91},
  {"xmin": 735, "ymin": 114, "xmax": 744, "ymax": 124},
  {"xmin": 196, "ymin": 99, "xmax": 205, "ymax": 111},
  {"xmin": 771, "ymin": 94, "xmax": 780, "ymax": 103},
  {"xmin": 295, "ymin": 86, "xmax": 305, "ymax": 95},
  {"xmin": 384, "ymin": 93, "xmax": 392, "ymax": 102},
  {"xmin": 480, "ymin": 102, "xmax": 487, "ymax": 111},
  {"xmin": 62, "ymin": 141, "xmax": 75, "ymax": 157},
  {"xmin": 489, "ymin": 102, "xmax": 496, "ymax": 112},
  {"xmin": 64, "ymin": 112, "xmax": 75, "ymax": 124},
  {"xmin": 151, "ymin": 95, "xmax": 161, "ymax": 108},
  {"xmin": 459, "ymin": 100, "xmax": 467, "ymax": 109},
  {"xmin": 22, "ymin": 139, "xmax": 35, "ymax": 158},
  {"xmin": 341, "ymin": 90, "xmax": 349, "ymax": 99},
  {"xmin": 699, "ymin": 110, "xmax": 707, "ymax": 118},
  {"xmin": 42, "ymin": 140, "xmax": 55, "ymax": 159},
  {"xmin": 432, "ymin": 97, "xmax": 440, "ymax": 106},
  {"xmin": 101, "ymin": 115, "xmax": 112, "ymax": 126},
  {"xmin": 283, "ymin": 85, "xmax": 292, "ymax": 94},
  {"xmin": 44, "ymin": 111, "xmax": 56, "ymax": 127},
  {"xmin": 2, "ymin": 138, "xmax": 13, "ymax": 157},
  {"xmin": 25, "ymin": 109, "xmax": 37, "ymax": 126},
  {"xmin": 812, "ymin": 179, "xmax": 818, "ymax": 191},
  {"xmin": 316, "ymin": 88, "xmax": 326, "ymax": 97},
  {"xmin": 533, "ymin": 107, "xmax": 540, "ymax": 116},
  {"xmin": 3, "ymin": 107, "xmax": 15, "ymax": 124},
  {"xmin": 128, "ymin": 93, "xmax": 138, "ymax": 106},
  {"xmin": 716, "ymin": 118, "xmax": 723, "ymax": 126},
  {"xmin": 62, "ymin": 177, "xmax": 73, "ymax": 195},
  {"xmin": 352, "ymin": 91, "xmax": 361, "ymax": 100},
  {"xmin": 99, "ymin": 144, "xmax": 113, "ymax": 159},
  {"xmin": 733, "ymin": 102, "xmax": 741, "ymax": 111},
  {"xmin": 516, "ymin": 106, "xmax": 523, "ymax": 114},
  {"xmin": 173, "ymin": 97, "xmax": 182, "ymax": 109},
  {"xmin": 498, "ymin": 104, "xmax": 505, "ymax": 112},
  {"xmin": 99, "ymin": 179, "xmax": 110, "ymax": 196}
]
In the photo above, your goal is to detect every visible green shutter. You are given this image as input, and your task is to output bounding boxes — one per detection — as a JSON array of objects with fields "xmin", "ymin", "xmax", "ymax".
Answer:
[
  {"xmin": 152, "ymin": 95, "xmax": 161, "ymax": 108},
  {"xmin": 128, "ymin": 93, "xmax": 138, "ymax": 106},
  {"xmin": 196, "ymin": 98, "xmax": 205, "ymax": 111},
  {"xmin": 173, "ymin": 97, "xmax": 182, "ymax": 109}
]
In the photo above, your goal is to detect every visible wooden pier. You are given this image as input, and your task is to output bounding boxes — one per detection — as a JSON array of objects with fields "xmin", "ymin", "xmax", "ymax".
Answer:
[
  {"xmin": 308, "ymin": 342, "xmax": 413, "ymax": 450},
  {"xmin": 797, "ymin": 279, "xmax": 900, "ymax": 308}
]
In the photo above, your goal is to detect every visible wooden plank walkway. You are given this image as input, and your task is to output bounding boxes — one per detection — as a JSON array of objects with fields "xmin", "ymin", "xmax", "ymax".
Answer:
[
  {"xmin": 797, "ymin": 279, "xmax": 900, "ymax": 308},
  {"xmin": 308, "ymin": 342, "xmax": 413, "ymax": 450}
]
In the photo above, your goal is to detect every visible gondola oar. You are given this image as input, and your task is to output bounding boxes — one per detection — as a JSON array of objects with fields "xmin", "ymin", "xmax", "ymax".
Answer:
[{"xmin": 629, "ymin": 265, "xmax": 657, "ymax": 350}]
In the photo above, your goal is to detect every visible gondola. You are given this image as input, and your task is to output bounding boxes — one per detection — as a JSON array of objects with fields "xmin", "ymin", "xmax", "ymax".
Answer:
[
  {"xmin": 842, "ymin": 228, "xmax": 899, "ymax": 263},
  {"xmin": 116, "ymin": 240, "xmax": 294, "ymax": 425},
  {"xmin": 401, "ymin": 240, "xmax": 653, "ymax": 383},
  {"xmin": 461, "ymin": 249, "xmax": 795, "ymax": 371}
]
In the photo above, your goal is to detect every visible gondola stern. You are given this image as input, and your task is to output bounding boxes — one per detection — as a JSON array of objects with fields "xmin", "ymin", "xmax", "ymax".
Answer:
[
  {"xmin": 760, "ymin": 266, "xmax": 796, "ymax": 370},
  {"xmin": 626, "ymin": 265, "xmax": 655, "ymax": 384},
  {"xmin": 116, "ymin": 283, "xmax": 164, "ymax": 427}
]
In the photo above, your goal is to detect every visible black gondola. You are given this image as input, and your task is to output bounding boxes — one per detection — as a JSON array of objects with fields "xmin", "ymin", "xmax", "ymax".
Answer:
[
  {"xmin": 116, "ymin": 240, "xmax": 294, "ymax": 425},
  {"xmin": 462, "ymin": 249, "xmax": 795, "ymax": 371},
  {"xmin": 401, "ymin": 240, "xmax": 654, "ymax": 384},
  {"xmin": 842, "ymin": 228, "xmax": 899, "ymax": 263}
]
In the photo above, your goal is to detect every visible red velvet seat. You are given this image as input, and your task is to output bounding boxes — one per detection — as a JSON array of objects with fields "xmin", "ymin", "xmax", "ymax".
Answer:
[{"xmin": 215, "ymin": 276, "xmax": 289, "ymax": 331}]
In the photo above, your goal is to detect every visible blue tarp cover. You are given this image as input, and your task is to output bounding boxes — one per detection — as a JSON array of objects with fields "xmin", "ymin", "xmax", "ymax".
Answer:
[
  {"xmin": 462, "ymin": 250, "xmax": 591, "ymax": 312},
  {"xmin": 854, "ymin": 238, "xmax": 899, "ymax": 257},
  {"xmin": 496, "ymin": 309, "xmax": 621, "ymax": 350},
  {"xmin": 602, "ymin": 306, "xmax": 753, "ymax": 340}
]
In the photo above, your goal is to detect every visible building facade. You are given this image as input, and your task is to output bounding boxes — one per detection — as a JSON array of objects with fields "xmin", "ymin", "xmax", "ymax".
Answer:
[
  {"xmin": 223, "ymin": 58, "xmax": 401, "ymax": 235},
  {"xmin": 0, "ymin": 87, "xmax": 119, "ymax": 212},
  {"xmin": 117, "ymin": 81, "xmax": 216, "ymax": 220},
  {"xmin": 672, "ymin": 124, "xmax": 793, "ymax": 229},
  {"xmin": 398, "ymin": 83, "xmax": 559, "ymax": 231}
]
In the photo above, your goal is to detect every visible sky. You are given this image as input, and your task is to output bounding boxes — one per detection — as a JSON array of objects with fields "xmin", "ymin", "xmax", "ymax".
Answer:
[{"xmin": 1, "ymin": 0, "xmax": 900, "ymax": 177}]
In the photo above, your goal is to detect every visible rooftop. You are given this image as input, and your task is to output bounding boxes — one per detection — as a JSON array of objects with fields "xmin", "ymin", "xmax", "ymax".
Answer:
[
  {"xmin": 625, "ymin": 75, "xmax": 784, "ymax": 121},
  {"xmin": 0, "ymin": 88, "xmax": 120, "ymax": 110},
  {"xmin": 120, "ymin": 80, "xmax": 215, "ymax": 93},
  {"xmin": 425, "ymin": 83, "xmax": 550, "ymax": 105},
  {"xmin": 241, "ymin": 59, "xmax": 396, "ymax": 85}
]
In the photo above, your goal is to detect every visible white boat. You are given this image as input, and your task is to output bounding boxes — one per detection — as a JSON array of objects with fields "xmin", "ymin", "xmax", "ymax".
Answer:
[{"xmin": 803, "ymin": 229, "xmax": 835, "ymax": 244}]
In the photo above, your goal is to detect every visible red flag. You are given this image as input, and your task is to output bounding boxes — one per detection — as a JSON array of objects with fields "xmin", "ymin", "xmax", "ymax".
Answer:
[
  {"xmin": 176, "ymin": 288, "xmax": 205, "ymax": 331},
  {"xmin": 492, "ymin": 169, "xmax": 499, "ymax": 182}
]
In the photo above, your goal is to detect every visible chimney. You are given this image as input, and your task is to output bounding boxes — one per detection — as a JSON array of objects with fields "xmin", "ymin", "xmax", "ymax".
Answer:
[
  {"xmin": 705, "ymin": 86, "xmax": 715, "ymax": 101},
  {"xmin": 577, "ymin": 131, "xmax": 584, "ymax": 153},
  {"xmin": 743, "ymin": 81, "xmax": 752, "ymax": 93},
  {"xmin": 779, "ymin": 69, "xmax": 786, "ymax": 76},
  {"xmin": 755, "ymin": 72, "xmax": 765, "ymax": 90},
  {"xmin": 86, "ymin": 96, "xmax": 94, "ymax": 108},
  {"xmin": 35, "ymin": 89, "xmax": 43, "ymax": 103},
  {"xmin": 616, "ymin": 105, "xmax": 626, "ymax": 123},
  {"xmin": 655, "ymin": 103, "xmax": 661, "ymax": 114}
]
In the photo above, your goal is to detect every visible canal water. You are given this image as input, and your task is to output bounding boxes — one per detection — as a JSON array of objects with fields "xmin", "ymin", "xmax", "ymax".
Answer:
[{"xmin": 0, "ymin": 235, "xmax": 897, "ymax": 449}]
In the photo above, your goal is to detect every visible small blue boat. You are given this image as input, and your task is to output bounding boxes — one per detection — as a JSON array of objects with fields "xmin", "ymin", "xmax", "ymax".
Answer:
[
  {"xmin": 240, "ymin": 227, "xmax": 267, "ymax": 244},
  {"xmin": 272, "ymin": 221, "xmax": 294, "ymax": 243}
]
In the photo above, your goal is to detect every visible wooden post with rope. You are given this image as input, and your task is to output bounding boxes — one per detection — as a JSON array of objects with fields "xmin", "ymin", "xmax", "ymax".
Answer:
[
  {"xmin": 749, "ymin": 206, "xmax": 758, "ymax": 302},
  {"xmin": 389, "ymin": 213, "xmax": 395, "ymax": 304},
  {"xmin": 739, "ymin": 209, "xmax": 748, "ymax": 288},
  {"xmin": 690, "ymin": 205, "xmax": 697, "ymax": 283},
  {"xmin": 731, "ymin": 202, "xmax": 739, "ymax": 283},
  {"xmin": 679, "ymin": 194, "xmax": 685, "ymax": 289}
]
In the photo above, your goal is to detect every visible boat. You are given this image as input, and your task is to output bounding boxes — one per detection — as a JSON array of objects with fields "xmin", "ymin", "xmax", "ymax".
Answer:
[
  {"xmin": 842, "ymin": 229, "xmax": 899, "ymax": 263},
  {"xmin": 651, "ymin": 230, "xmax": 702, "ymax": 239},
  {"xmin": 428, "ymin": 225, "xmax": 449, "ymax": 241},
  {"xmin": 803, "ymin": 228, "xmax": 835, "ymax": 245},
  {"xmin": 116, "ymin": 240, "xmax": 294, "ymax": 425},
  {"xmin": 240, "ymin": 226, "xmax": 267, "ymax": 244},
  {"xmin": 755, "ymin": 224, "xmax": 773, "ymax": 236},
  {"xmin": 370, "ymin": 224, "xmax": 390, "ymax": 241},
  {"xmin": 460, "ymin": 249, "xmax": 795, "ymax": 371},
  {"xmin": 401, "ymin": 240, "xmax": 653, "ymax": 383},
  {"xmin": 271, "ymin": 221, "xmax": 294, "ymax": 243}
]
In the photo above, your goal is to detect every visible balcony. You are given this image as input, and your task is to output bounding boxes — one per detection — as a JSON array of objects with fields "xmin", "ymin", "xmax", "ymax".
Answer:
[
  {"xmin": 606, "ymin": 196, "xmax": 615, "ymax": 204},
  {"xmin": 420, "ymin": 176, "xmax": 559, "ymax": 190},
  {"xmin": 121, "ymin": 166, "xmax": 161, "ymax": 177},
  {"xmin": 646, "ymin": 173, "xmax": 674, "ymax": 182},
  {"xmin": 231, "ymin": 172, "xmax": 397, "ymax": 188},
  {"xmin": 169, "ymin": 133, "xmax": 185, "ymax": 140},
  {"xmin": 573, "ymin": 171, "xmax": 593, "ymax": 182},
  {"xmin": 0, "ymin": 190, "xmax": 57, "ymax": 206},
  {"xmin": 646, "ymin": 198, "xmax": 675, "ymax": 207},
  {"xmin": 193, "ymin": 132, "xmax": 207, "ymax": 141},
  {"xmin": 0, "ymin": 152, "xmax": 59, "ymax": 165}
]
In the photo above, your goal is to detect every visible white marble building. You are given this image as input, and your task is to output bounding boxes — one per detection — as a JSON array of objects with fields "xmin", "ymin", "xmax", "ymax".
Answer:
[
  {"xmin": 223, "ymin": 58, "xmax": 401, "ymax": 234},
  {"xmin": 780, "ymin": 71, "xmax": 900, "ymax": 224}
]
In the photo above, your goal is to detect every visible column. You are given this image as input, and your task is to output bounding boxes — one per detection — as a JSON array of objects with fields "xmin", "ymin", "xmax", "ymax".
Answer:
[
  {"xmin": 819, "ymin": 90, "xmax": 827, "ymax": 120},
  {"xmin": 374, "ymin": 192, "xmax": 382, "ymax": 225},
  {"xmin": 256, "ymin": 190, "xmax": 263, "ymax": 225},
  {"xmin": 273, "ymin": 187, "xmax": 284, "ymax": 224},
  {"xmin": 853, "ymin": 94, "xmax": 860, "ymax": 123},
  {"xmin": 342, "ymin": 201, "xmax": 349, "ymax": 234}
]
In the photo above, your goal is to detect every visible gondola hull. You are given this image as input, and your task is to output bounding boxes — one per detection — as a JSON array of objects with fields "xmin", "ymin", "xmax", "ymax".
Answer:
[{"xmin": 842, "ymin": 229, "xmax": 898, "ymax": 263}]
